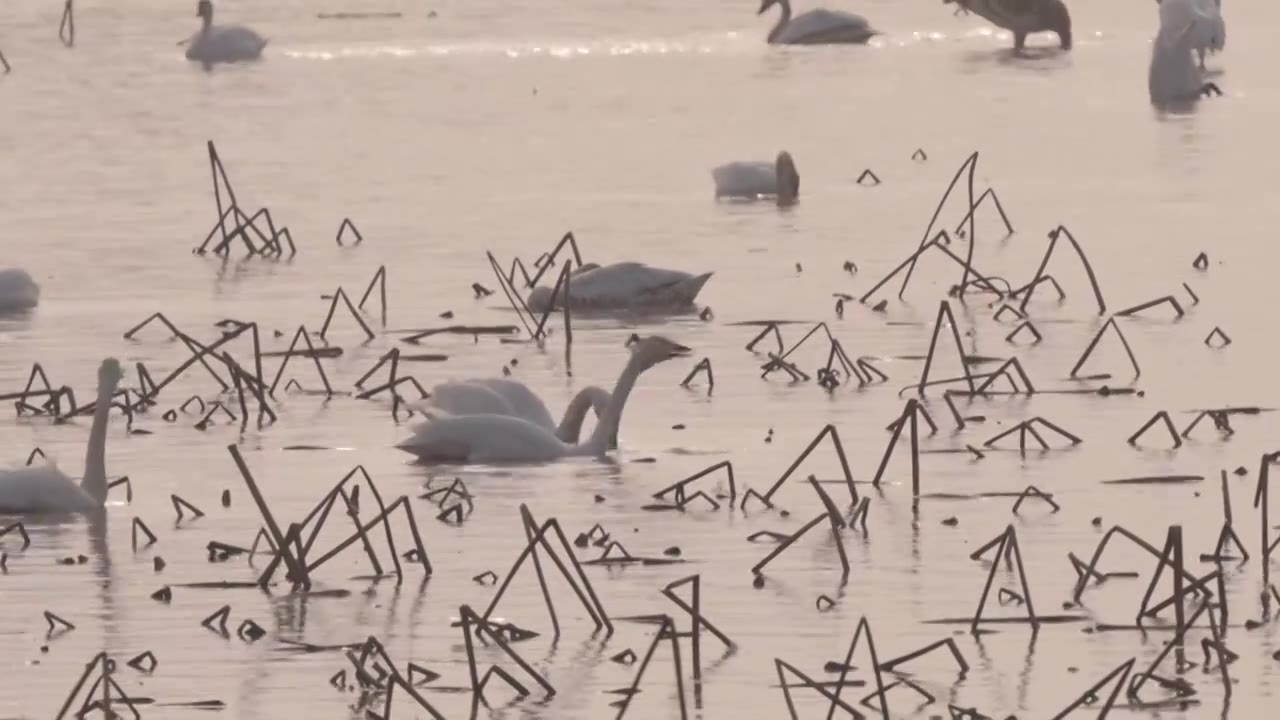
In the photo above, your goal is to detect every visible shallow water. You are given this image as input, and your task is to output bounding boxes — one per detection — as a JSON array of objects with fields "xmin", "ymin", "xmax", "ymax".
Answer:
[{"xmin": 3, "ymin": 0, "xmax": 1280, "ymax": 717}]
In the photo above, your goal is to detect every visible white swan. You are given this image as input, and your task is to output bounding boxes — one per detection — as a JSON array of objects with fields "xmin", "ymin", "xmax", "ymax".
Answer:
[
  {"xmin": 758, "ymin": 0, "xmax": 879, "ymax": 45},
  {"xmin": 185, "ymin": 0, "xmax": 267, "ymax": 66},
  {"xmin": 525, "ymin": 263, "xmax": 713, "ymax": 314},
  {"xmin": 1149, "ymin": 0, "xmax": 1223, "ymax": 107},
  {"xmin": 1156, "ymin": 0, "xmax": 1224, "ymax": 69},
  {"xmin": 413, "ymin": 379, "xmax": 613, "ymax": 443},
  {"xmin": 712, "ymin": 151, "xmax": 800, "ymax": 206},
  {"xmin": 395, "ymin": 336, "xmax": 690, "ymax": 463},
  {"xmin": 0, "ymin": 359, "xmax": 123, "ymax": 514},
  {"xmin": 0, "ymin": 268, "xmax": 40, "ymax": 313},
  {"xmin": 943, "ymin": 0, "xmax": 1073, "ymax": 51}
]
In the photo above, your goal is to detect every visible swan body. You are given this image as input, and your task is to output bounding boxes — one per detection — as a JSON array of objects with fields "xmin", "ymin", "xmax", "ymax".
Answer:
[
  {"xmin": 1149, "ymin": 0, "xmax": 1222, "ymax": 106},
  {"xmin": 0, "ymin": 268, "xmax": 40, "ymax": 313},
  {"xmin": 759, "ymin": 0, "xmax": 878, "ymax": 45},
  {"xmin": 396, "ymin": 336, "xmax": 690, "ymax": 464},
  {"xmin": 0, "ymin": 359, "xmax": 123, "ymax": 514},
  {"xmin": 415, "ymin": 378, "xmax": 612, "ymax": 443},
  {"xmin": 525, "ymin": 263, "xmax": 713, "ymax": 314},
  {"xmin": 943, "ymin": 0, "xmax": 1073, "ymax": 50},
  {"xmin": 712, "ymin": 151, "xmax": 800, "ymax": 206},
  {"xmin": 185, "ymin": 0, "xmax": 267, "ymax": 66},
  {"xmin": 1156, "ymin": 0, "xmax": 1224, "ymax": 68}
]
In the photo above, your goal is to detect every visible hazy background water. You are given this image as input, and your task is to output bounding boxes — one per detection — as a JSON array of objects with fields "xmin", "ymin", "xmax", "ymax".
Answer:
[{"xmin": 3, "ymin": 0, "xmax": 1280, "ymax": 717}]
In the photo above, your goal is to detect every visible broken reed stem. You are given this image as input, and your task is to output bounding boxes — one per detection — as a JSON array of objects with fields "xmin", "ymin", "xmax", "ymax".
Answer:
[
  {"xmin": 486, "ymin": 251, "xmax": 540, "ymax": 338},
  {"xmin": 59, "ymin": 1, "xmax": 75, "ymax": 48},
  {"xmin": 1017, "ymin": 225, "xmax": 1107, "ymax": 316},
  {"xmin": 898, "ymin": 151, "xmax": 980, "ymax": 300},
  {"xmin": 1070, "ymin": 317, "xmax": 1140, "ymax": 379},
  {"xmin": 335, "ymin": 217, "xmax": 363, "ymax": 246},
  {"xmin": 916, "ymin": 301, "xmax": 974, "ymax": 395},
  {"xmin": 318, "ymin": 288, "xmax": 375, "ymax": 342},
  {"xmin": 356, "ymin": 265, "xmax": 388, "ymax": 327},
  {"xmin": 531, "ymin": 260, "xmax": 572, "ymax": 343},
  {"xmin": 206, "ymin": 141, "xmax": 239, "ymax": 252},
  {"xmin": 480, "ymin": 506, "xmax": 611, "ymax": 636},
  {"xmin": 226, "ymin": 445, "xmax": 310, "ymax": 590},
  {"xmin": 952, "ymin": 186, "xmax": 1013, "ymax": 237},
  {"xmin": 758, "ymin": 424, "xmax": 857, "ymax": 507},
  {"xmin": 527, "ymin": 231, "xmax": 584, "ymax": 289}
]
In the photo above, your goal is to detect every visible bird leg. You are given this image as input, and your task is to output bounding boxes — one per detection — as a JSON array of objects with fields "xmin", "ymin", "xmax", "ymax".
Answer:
[{"xmin": 1200, "ymin": 82, "xmax": 1223, "ymax": 97}]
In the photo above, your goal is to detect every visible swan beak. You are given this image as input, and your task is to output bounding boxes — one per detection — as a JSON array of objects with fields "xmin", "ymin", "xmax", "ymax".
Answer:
[
  {"xmin": 757, "ymin": 0, "xmax": 772, "ymax": 15},
  {"xmin": 666, "ymin": 343, "xmax": 693, "ymax": 359}
]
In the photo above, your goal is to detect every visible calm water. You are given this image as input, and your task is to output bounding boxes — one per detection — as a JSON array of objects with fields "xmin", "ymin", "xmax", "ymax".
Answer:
[{"xmin": 3, "ymin": 0, "xmax": 1280, "ymax": 717}]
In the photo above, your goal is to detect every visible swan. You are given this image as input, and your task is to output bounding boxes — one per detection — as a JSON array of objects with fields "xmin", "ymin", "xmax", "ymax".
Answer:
[
  {"xmin": 712, "ymin": 151, "xmax": 800, "ymax": 206},
  {"xmin": 395, "ymin": 335, "xmax": 690, "ymax": 463},
  {"xmin": 185, "ymin": 0, "xmax": 267, "ymax": 67},
  {"xmin": 0, "ymin": 359, "xmax": 124, "ymax": 514},
  {"xmin": 758, "ymin": 0, "xmax": 879, "ymax": 45},
  {"xmin": 1149, "ymin": 0, "xmax": 1223, "ymax": 107},
  {"xmin": 525, "ymin": 263, "xmax": 713, "ymax": 314},
  {"xmin": 943, "ymin": 0, "xmax": 1073, "ymax": 51},
  {"xmin": 1156, "ymin": 0, "xmax": 1224, "ymax": 69},
  {"xmin": 413, "ymin": 379, "xmax": 613, "ymax": 443},
  {"xmin": 0, "ymin": 268, "xmax": 40, "ymax": 313}
]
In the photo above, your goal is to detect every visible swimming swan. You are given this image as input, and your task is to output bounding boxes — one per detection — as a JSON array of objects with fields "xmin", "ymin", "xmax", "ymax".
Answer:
[
  {"xmin": 712, "ymin": 151, "xmax": 800, "ymax": 206},
  {"xmin": 413, "ymin": 379, "xmax": 612, "ymax": 443},
  {"xmin": 0, "ymin": 268, "xmax": 40, "ymax": 313},
  {"xmin": 0, "ymin": 359, "xmax": 124, "ymax": 514},
  {"xmin": 1156, "ymin": 0, "xmax": 1224, "ymax": 69},
  {"xmin": 943, "ymin": 0, "xmax": 1073, "ymax": 51},
  {"xmin": 758, "ymin": 0, "xmax": 879, "ymax": 45},
  {"xmin": 525, "ymin": 263, "xmax": 714, "ymax": 314},
  {"xmin": 395, "ymin": 335, "xmax": 691, "ymax": 463},
  {"xmin": 1149, "ymin": 0, "xmax": 1223, "ymax": 107},
  {"xmin": 185, "ymin": 0, "xmax": 267, "ymax": 66}
]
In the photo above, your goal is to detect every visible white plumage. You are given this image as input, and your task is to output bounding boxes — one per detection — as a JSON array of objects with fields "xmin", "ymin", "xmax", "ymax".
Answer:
[
  {"xmin": 396, "ymin": 337, "xmax": 690, "ymax": 464},
  {"xmin": 0, "ymin": 268, "xmax": 40, "ymax": 313},
  {"xmin": 525, "ymin": 262, "xmax": 713, "ymax": 314},
  {"xmin": 0, "ymin": 359, "xmax": 123, "ymax": 515},
  {"xmin": 413, "ymin": 378, "xmax": 612, "ymax": 443},
  {"xmin": 185, "ymin": 0, "xmax": 267, "ymax": 67},
  {"xmin": 712, "ymin": 150, "xmax": 800, "ymax": 205},
  {"xmin": 758, "ymin": 0, "xmax": 878, "ymax": 45},
  {"xmin": 1149, "ymin": 0, "xmax": 1222, "ymax": 106}
]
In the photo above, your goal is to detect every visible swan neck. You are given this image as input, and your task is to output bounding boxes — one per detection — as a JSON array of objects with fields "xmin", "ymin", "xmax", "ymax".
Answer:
[
  {"xmin": 82, "ymin": 378, "xmax": 118, "ymax": 505},
  {"xmin": 557, "ymin": 387, "xmax": 609, "ymax": 442},
  {"xmin": 769, "ymin": 0, "xmax": 791, "ymax": 42},
  {"xmin": 580, "ymin": 356, "xmax": 644, "ymax": 454}
]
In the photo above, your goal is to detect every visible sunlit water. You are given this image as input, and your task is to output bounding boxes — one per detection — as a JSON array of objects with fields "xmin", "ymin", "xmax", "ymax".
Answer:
[{"xmin": 3, "ymin": 0, "xmax": 1280, "ymax": 717}]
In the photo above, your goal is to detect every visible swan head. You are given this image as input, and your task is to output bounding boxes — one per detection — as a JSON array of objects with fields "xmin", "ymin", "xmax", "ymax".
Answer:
[
  {"xmin": 98, "ymin": 358, "xmax": 125, "ymax": 389},
  {"xmin": 775, "ymin": 151, "xmax": 799, "ymax": 206},
  {"xmin": 625, "ymin": 334, "xmax": 693, "ymax": 369},
  {"xmin": 197, "ymin": 0, "xmax": 213, "ymax": 21},
  {"xmin": 758, "ymin": 0, "xmax": 782, "ymax": 15}
]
